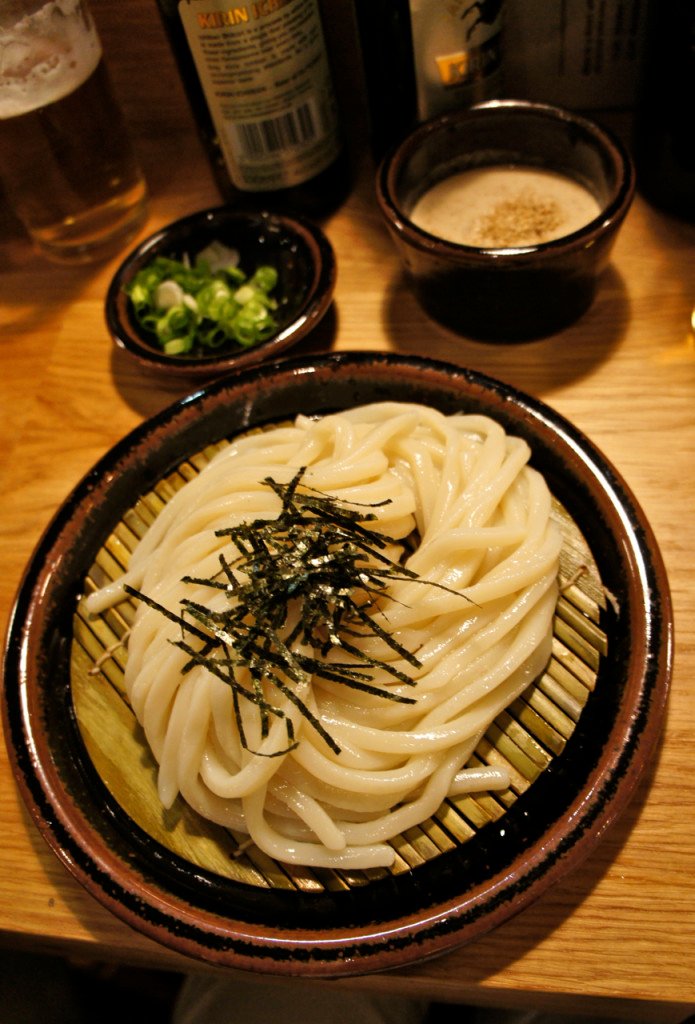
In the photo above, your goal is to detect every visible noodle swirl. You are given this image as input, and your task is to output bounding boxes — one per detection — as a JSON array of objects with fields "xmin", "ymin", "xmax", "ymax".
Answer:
[{"xmin": 86, "ymin": 402, "xmax": 561, "ymax": 869}]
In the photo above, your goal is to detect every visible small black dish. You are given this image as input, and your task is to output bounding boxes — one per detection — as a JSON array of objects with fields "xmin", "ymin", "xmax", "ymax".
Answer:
[{"xmin": 105, "ymin": 207, "xmax": 336, "ymax": 379}]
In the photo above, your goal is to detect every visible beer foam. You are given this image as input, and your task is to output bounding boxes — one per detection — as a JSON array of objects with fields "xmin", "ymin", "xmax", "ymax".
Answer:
[{"xmin": 0, "ymin": 0, "xmax": 101, "ymax": 118}]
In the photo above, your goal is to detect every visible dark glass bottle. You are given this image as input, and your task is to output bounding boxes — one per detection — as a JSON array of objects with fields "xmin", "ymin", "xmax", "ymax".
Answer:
[
  {"xmin": 634, "ymin": 0, "xmax": 695, "ymax": 220},
  {"xmin": 155, "ymin": 0, "xmax": 348, "ymax": 216},
  {"xmin": 354, "ymin": 0, "xmax": 505, "ymax": 159},
  {"xmin": 353, "ymin": 1, "xmax": 417, "ymax": 160}
]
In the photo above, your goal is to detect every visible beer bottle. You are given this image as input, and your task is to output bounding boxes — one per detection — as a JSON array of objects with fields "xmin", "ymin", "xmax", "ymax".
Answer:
[
  {"xmin": 633, "ymin": 0, "xmax": 695, "ymax": 220},
  {"xmin": 154, "ymin": 0, "xmax": 348, "ymax": 216},
  {"xmin": 354, "ymin": 0, "xmax": 505, "ymax": 159}
]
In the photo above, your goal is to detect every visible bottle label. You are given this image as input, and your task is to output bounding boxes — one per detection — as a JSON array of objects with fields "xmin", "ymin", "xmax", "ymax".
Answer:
[
  {"xmin": 409, "ymin": 0, "xmax": 504, "ymax": 120},
  {"xmin": 178, "ymin": 0, "xmax": 341, "ymax": 192}
]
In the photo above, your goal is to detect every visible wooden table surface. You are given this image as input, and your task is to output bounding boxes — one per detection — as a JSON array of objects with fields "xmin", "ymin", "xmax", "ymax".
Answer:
[{"xmin": 2, "ymin": 3, "xmax": 695, "ymax": 1021}]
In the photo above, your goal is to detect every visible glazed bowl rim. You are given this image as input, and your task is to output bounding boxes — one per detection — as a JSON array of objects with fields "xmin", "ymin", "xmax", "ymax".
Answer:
[
  {"xmin": 376, "ymin": 98, "xmax": 636, "ymax": 263},
  {"xmin": 105, "ymin": 205, "xmax": 337, "ymax": 377}
]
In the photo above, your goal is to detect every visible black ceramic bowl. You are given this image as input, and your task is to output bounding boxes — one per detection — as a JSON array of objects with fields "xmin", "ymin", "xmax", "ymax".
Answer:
[
  {"xmin": 376, "ymin": 99, "xmax": 636, "ymax": 341},
  {"xmin": 3, "ymin": 352, "xmax": 672, "ymax": 976},
  {"xmin": 106, "ymin": 207, "xmax": 336, "ymax": 379}
]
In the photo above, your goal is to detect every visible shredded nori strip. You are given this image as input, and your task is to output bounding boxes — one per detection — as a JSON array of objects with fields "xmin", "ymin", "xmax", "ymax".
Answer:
[{"xmin": 124, "ymin": 468, "xmax": 465, "ymax": 756}]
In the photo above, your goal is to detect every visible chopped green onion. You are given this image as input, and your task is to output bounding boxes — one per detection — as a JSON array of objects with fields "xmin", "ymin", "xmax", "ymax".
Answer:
[{"xmin": 124, "ymin": 246, "xmax": 280, "ymax": 358}]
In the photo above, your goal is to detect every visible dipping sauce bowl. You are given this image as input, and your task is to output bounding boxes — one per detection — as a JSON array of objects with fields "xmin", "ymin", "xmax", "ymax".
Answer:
[{"xmin": 376, "ymin": 99, "xmax": 636, "ymax": 341}]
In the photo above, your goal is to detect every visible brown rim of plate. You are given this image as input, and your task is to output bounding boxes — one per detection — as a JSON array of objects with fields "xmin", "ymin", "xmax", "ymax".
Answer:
[{"xmin": 2, "ymin": 351, "xmax": 673, "ymax": 976}]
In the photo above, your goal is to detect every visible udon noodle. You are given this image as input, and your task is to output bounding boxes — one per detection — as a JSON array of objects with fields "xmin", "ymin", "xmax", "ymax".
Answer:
[{"xmin": 86, "ymin": 402, "xmax": 562, "ymax": 869}]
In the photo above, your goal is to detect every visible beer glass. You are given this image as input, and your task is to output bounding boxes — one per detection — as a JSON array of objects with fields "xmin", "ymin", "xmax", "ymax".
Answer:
[{"xmin": 0, "ymin": 0, "xmax": 148, "ymax": 262}]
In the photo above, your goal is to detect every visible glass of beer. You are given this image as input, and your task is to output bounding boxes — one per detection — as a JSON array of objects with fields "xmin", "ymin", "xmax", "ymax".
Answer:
[{"xmin": 0, "ymin": 0, "xmax": 148, "ymax": 263}]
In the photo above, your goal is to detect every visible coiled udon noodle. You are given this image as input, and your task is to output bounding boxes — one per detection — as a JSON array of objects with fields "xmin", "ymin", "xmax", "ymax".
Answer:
[{"xmin": 86, "ymin": 402, "xmax": 562, "ymax": 870}]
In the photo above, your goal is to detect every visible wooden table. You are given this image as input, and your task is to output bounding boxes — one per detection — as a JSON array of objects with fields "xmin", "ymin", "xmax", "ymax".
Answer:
[{"xmin": 2, "ymin": 3, "xmax": 695, "ymax": 1021}]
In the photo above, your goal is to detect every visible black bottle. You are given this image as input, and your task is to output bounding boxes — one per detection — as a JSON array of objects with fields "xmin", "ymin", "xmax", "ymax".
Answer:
[
  {"xmin": 634, "ymin": 0, "xmax": 695, "ymax": 220},
  {"xmin": 155, "ymin": 0, "xmax": 348, "ymax": 216},
  {"xmin": 354, "ymin": 0, "xmax": 505, "ymax": 159}
]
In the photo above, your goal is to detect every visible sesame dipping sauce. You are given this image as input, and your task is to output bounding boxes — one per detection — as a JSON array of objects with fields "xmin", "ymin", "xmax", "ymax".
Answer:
[{"xmin": 410, "ymin": 166, "xmax": 602, "ymax": 248}]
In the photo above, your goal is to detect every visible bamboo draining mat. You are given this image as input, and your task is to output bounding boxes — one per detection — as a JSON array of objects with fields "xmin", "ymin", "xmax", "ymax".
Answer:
[{"xmin": 71, "ymin": 441, "xmax": 606, "ymax": 895}]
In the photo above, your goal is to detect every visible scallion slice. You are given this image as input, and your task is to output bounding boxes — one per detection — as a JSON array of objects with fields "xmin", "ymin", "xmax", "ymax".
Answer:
[{"xmin": 125, "ymin": 245, "xmax": 280, "ymax": 357}]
